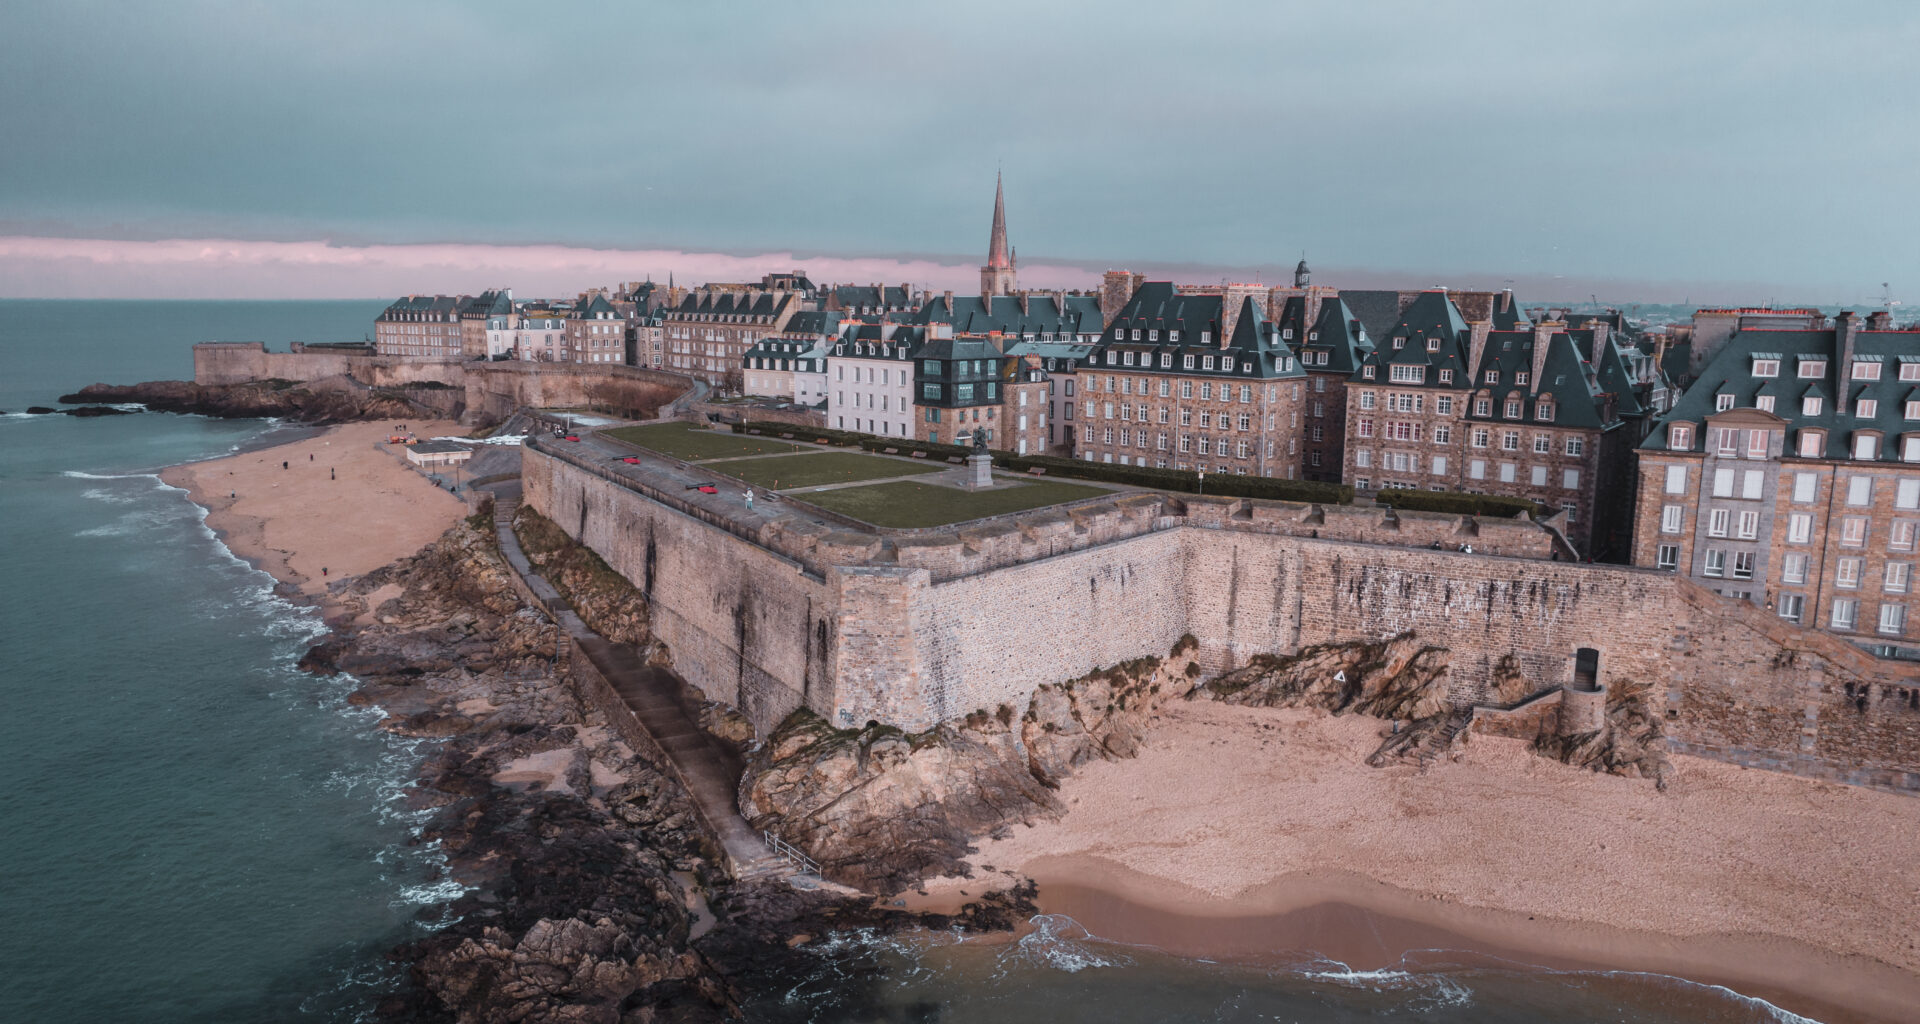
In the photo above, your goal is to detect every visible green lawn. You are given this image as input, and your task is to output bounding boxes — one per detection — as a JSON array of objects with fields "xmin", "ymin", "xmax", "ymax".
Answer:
[
  {"xmin": 797, "ymin": 478, "xmax": 1113, "ymax": 528},
  {"xmin": 710, "ymin": 451, "xmax": 942, "ymax": 490},
  {"xmin": 601, "ymin": 422, "xmax": 801, "ymax": 460}
]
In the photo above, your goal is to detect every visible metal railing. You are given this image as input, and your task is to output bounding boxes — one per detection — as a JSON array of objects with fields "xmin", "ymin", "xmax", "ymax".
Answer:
[{"xmin": 763, "ymin": 830, "xmax": 821, "ymax": 877}]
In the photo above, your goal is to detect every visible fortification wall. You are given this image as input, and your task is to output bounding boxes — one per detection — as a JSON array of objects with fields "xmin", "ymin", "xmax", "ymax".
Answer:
[
  {"xmin": 525, "ymin": 433, "xmax": 1920, "ymax": 791},
  {"xmin": 523, "ymin": 447, "xmax": 830, "ymax": 730}
]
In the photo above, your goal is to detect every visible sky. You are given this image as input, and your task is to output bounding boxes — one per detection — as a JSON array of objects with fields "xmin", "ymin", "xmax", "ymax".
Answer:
[{"xmin": 1, "ymin": 0, "xmax": 1915, "ymax": 305}]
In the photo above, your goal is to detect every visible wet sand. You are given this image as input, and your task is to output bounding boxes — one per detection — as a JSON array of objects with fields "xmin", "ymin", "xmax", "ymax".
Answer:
[
  {"xmin": 160, "ymin": 420, "xmax": 471, "ymax": 607},
  {"xmin": 925, "ymin": 702, "xmax": 1920, "ymax": 1024}
]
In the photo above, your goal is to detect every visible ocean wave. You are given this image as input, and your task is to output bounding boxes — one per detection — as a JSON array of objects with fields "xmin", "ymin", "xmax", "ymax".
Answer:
[
  {"xmin": 62, "ymin": 469, "xmax": 163, "ymax": 481},
  {"xmin": 1002, "ymin": 914, "xmax": 1133, "ymax": 974},
  {"xmin": 1593, "ymin": 970, "xmax": 1826, "ymax": 1024},
  {"xmin": 1295, "ymin": 958, "xmax": 1475, "ymax": 1011}
]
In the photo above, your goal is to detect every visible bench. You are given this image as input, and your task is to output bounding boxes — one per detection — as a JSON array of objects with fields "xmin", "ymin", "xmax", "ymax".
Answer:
[
  {"xmin": 1028, "ymin": 467, "xmax": 1047, "ymax": 476},
  {"xmin": 882, "ymin": 447, "xmax": 899, "ymax": 455},
  {"xmin": 946, "ymin": 456, "xmax": 964, "ymax": 464},
  {"xmin": 779, "ymin": 432, "xmax": 795, "ymax": 439},
  {"xmin": 910, "ymin": 451, "xmax": 928, "ymax": 459}
]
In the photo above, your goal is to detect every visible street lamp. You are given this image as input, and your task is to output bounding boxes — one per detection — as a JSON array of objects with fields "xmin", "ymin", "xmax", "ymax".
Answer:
[{"xmin": 1197, "ymin": 469, "xmax": 1205, "ymax": 496}]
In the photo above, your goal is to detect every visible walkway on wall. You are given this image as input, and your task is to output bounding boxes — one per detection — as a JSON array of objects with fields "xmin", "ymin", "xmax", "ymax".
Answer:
[{"xmin": 488, "ymin": 486, "xmax": 794, "ymax": 883}]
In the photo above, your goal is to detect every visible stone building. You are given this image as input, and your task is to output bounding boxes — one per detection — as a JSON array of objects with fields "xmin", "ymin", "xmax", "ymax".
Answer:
[
  {"xmin": 1003, "ymin": 337, "xmax": 1092, "ymax": 453},
  {"xmin": 910, "ymin": 327, "xmax": 1049, "ymax": 455},
  {"xmin": 661, "ymin": 288, "xmax": 801, "ymax": 387},
  {"xmin": 827, "ymin": 323, "xmax": 921, "ymax": 438},
  {"xmin": 458, "ymin": 290, "xmax": 511, "ymax": 359},
  {"xmin": 565, "ymin": 293, "xmax": 627, "ymax": 365},
  {"xmin": 1274, "ymin": 290, "xmax": 1373, "ymax": 482},
  {"xmin": 1631, "ymin": 310, "xmax": 1920, "ymax": 657},
  {"xmin": 374, "ymin": 295, "xmax": 465, "ymax": 359},
  {"xmin": 1342, "ymin": 290, "xmax": 1642, "ymax": 558},
  {"xmin": 512, "ymin": 306, "xmax": 570, "ymax": 362},
  {"xmin": 823, "ymin": 284, "xmax": 920, "ymax": 320},
  {"xmin": 742, "ymin": 311, "xmax": 839, "ymax": 406},
  {"xmin": 1072, "ymin": 283, "xmax": 1309, "ymax": 478}
]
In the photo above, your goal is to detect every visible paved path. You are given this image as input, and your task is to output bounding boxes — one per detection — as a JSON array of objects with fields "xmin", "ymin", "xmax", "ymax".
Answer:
[{"xmin": 488, "ymin": 486, "xmax": 794, "ymax": 883}]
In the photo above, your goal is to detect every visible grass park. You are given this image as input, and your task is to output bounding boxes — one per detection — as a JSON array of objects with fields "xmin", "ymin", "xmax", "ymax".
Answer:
[
  {"xmin": 602, "ymin": 422, "xmax": 801, "ymax": 461},
  {"xmin": 708, "ymin": 451, "xmax": 942, "ymax": 490},
  {"xmin": 797, "ymin": 478, "xmax": 1112, "ymax": 529}
]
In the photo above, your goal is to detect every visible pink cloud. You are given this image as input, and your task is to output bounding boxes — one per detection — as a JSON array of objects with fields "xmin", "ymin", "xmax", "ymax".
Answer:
[{"xmin": 0, "ymin": 235, "xmax": 1100, "ymax": 299}]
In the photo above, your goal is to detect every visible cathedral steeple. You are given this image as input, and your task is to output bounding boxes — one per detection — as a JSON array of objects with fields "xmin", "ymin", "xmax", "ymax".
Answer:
[{"xmin": 980, "ymin": 171, "xmax": 1017, "ymax": 297}]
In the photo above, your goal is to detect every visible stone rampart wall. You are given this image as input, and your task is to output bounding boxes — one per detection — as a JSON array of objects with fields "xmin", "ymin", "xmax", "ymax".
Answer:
[{"xmin": 524, "ymin": 422, "xmax": 1920, "ymax": 791}]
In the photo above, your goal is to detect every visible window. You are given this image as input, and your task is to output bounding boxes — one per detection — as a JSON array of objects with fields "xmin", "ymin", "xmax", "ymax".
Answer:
[
  {"xmin": 1531, "ymin": 466, "xmax": 1548, "ymax": 486},
  {"xmin": 1484, "ymin": 371, "xmax": 1499, "ymax": 384},
  {"xmin": 1899, "ymin": 480, "xmax": 1920, "ymax": 510},
  {"xmin": 1798, "ymin": 360, "xmax": 1826, "ymax": 379},
  {"xmin": 1656, "ymin": 544, "xmax": 1679, "ymax": 570},
  {"xmin": 1533, "ymin": 434, "xmax": 1552, "ymax": 454},
  {"xmin": 1472, "ymin": 428, "xmax": 1489, "ymax": 448},
  {"xmin": 1799, "ymin": 430, "xmax": 1825, "ymax": 458},
  {"xmin": 1516, "ymin": 371, "xmax": 1531, "ymax": 386},
  {"xmin": 1434, "ymin": 425, "xmax": 1451, "ymax": 444},
  {"xmin": 1787, "ymin": 513, "xmax": 1812, "ymax": 544},
  {"xmin": 1827, "ymin": 557, "xmax": 1858, "ymax": 591},
  {"xmin": 1905, "ymin": 363, "xmax": 1920, "ymax": 382},
  {"xmin": 1841, "ymin": 516, "xmax": 1868, "ymax": 547},
  {"xmin": 1853, "ymin": 361, "xmax": 1883, "ymax": 381},
  {"xmin": 1505, "ymin": 399, "xmax": 1522, "ymax": 418},
  {"xmin": 1857, "ymin": 399, "xmax": 1878, "ymax": 419},
  {"xmin": 1708, "ymin": 508, "xmax": 1730, "ymax": 537},
  {"xmin": 1848, "ymin": 475, "xmax": 1873, "ymax": 505},
  {"xmin": 1432, "ymin": 455, "xmax": 1448, "ymax": 475},
  {"xmin": 1704, "ymin": 549, "xmax": 1726, "ymax": 577},
  {"xmin": 1357, "ymin": 418, "xmax": 1374, "ymax": 438},
  {"xmin": 1895, "ymin": 521, "xmax": 1919, "ymax": 551},
  {"xmin": 1907, "ymin": 437, "xmax": 1920, "ymax": 462},
  {"xmin": 1880, "ymin": 604, "xmax": 1907, "ymax": 635},
  {"xmin": 1831, "ymin": 598, "xmax": 1859, "ymax": 630},
  {"xmin": 1499, "ymin": 462, "xmax": 1516, "ymax": 483},
  {"xmin": 1363, "ymin": 366, "xmax": 1376, "ymax": 379},
  {"xmin": 1670, "ymin": 424, "xmax": 1693, "ymax": 450},
  {"xmin": 1757, "ymin": 395, "xmax": 1776, "ymax": 412},
  {"xmin": 1733, "ymin": 551, "xmax": 1755, "ymax": 579},
  {"xmin": 1747, "ymin": 430, "xmax": 1770, "ymax": 459},
  {"xmin": 1358, "ymin": 390, "xmax": 1376, "ymax": 410},
  {"xmin": 1181, "ymin": 381, "xmax": 1193, "ymax": 399},
  {"xmin": 1854, "ymin": 433, "xmax": 1880, "ymax": 460},
  {"xmin": 1737, "ymin": 510, "xmax": 1758, "ymax": 538},
  {"xmin": 1665, "ymin": 465, "xmax": 1688, "ymax": 494},
  {"xmin": 1389, "ymin": 364, "xmax": 1425, "ymax": 383},
  {"xmin": 1468, "ymin": 459, "xmax": 1486, "ymax": 479},
  {"xmin": 1661, "ymin": 505, "xmax": 1684, "ymax": 533},
  {"xmin": 1712, "ymin": 468, "xmax": 1734, "ymax": 497},
  {"xmin": 1753, "ymin": 358, "xmax": 1779, "ymax": 377},
  {"xmin": 1183, "ymin": 354, "xmax": 1195, "ymax": 369},
  {"xmin": 1564, "ymin": 468, "xmax": 1582, "ymax": 490},
  {"xmin": 1742, "ymin": 470, "xmax": 1765, "ymax": 499},
  {"xmin": 1435, "ymin": 396, "xmax": 1454, "ymax": 415},
  {"xmin": 1474, "ymin": 398, "xmax": 1492, "ymax": 416},
  {"xmin": 1782, "ymin": 553, "xmax": 1808, "ymax": 584},
  {"xmin": 1886, "ymin": 563, "xmax": 1910, "ymax": 594},
  {"xmin": 1803, "ymin": 396, "xmax": 1823, "ymax": 416},
  {"xmin": 1715, "ymin": 393, "xmax": 1736, "ymax": 412},
  {"xmin": 1355, "ymin": 449, "xmax": 1372, "ymax": 467},
  {"xmin": 1778, "ymin": 594, "xmax": 1804, "ymax": 623},
  {"xmin": 1501, "ymin": 430, "xmax": 1520, "ymax": 451}
]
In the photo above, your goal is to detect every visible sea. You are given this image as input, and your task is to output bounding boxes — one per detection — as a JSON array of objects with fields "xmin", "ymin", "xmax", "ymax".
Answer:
[{"xmin": 0, "ymin": 300, "xmax": 1830, "ymax": 1023}]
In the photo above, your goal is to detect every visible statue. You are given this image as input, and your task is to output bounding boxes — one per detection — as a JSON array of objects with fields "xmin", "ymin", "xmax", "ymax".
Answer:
[{"xmin": 971, "ymin": 427, "xmax": 989, "ymax": 453}]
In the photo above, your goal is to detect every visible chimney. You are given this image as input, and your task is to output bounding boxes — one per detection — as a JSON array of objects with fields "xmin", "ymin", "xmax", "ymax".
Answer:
[
  {"xmin": 1019, "ymin": 290, "xmax": 1030, "ymax": 316},
  {"xmin": 1589, "ymin": 320, "xmax": 1610, "ymax": 354},
  {"xmin": 1836, "ymin": 311, "xmax": 1861, "ymax": 377},
  {"xmin": 1866, "ymin": 310, "xmax": 1893, "ymax": 330},
  {"xmin": 1532, "ymin": 319, "xmax": 1559, "ymax": 391},
  {"xmin": 943, "ymin": 290, "xmax": 954, "ymax": 314},
  {"xmin": 1303, "ymin": 285, "xmax": 1325, "ymax": 331},
  {"xmin": 1467, "ymin": 320, "xmax": 1492, "ymax": 382}
]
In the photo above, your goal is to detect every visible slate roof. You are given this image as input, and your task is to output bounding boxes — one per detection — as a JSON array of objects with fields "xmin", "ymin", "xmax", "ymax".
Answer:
[
  {"xmin": 1085, "ymin": 284, "xmax": 1305, "ymax": 381},
  {"xmin": 571, "ymin": 293, "xmax": 619, "ymax": 319},
  {"xmin": 779, "ymin": 311, "xmax": 842, "ymax": 336},
  {"xmin": 830, "ymin": 285, "xmax": 913, "ymax": 309},
  {"xmin": 665, "ymin": 291, "xmax": 793, "ymax": 319},
  {"xmin": 1644, "ymin": 320, "xmax": 1920, "ymax": 461},
  {"xmin": 380, "ymin": 295, "xmax": 463, "ymax": 320},
  {"xmin": 911, "ymin": 294, "xmax": 1103, "ymax": 337},
  {"xmin": 1336, "ymin": 290, "xmax": 1408, "ymax": 342},
  {"xmin": 1276, "ymin": 296, "xmax": 1373, "ymax": 374}
]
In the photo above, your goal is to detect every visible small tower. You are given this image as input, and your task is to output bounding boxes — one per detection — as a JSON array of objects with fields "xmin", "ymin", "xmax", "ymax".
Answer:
[
  {"xmin": 980, "ymin": 172, "xmax": 1017, "ymax": 298},
  {"xmin": 1294, "ymin": 257, "xmax": 1311, "ymax": 288}
]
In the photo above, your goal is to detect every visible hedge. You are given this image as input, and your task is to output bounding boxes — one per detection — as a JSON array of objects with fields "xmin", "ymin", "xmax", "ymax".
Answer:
[
  {"xmin": 1373, "ymin": 488, "xmax": 1543, "ymax": 519},
  {"xmin": 731, "ymin": 420, "xmax": 1353, "ymax": 505}
]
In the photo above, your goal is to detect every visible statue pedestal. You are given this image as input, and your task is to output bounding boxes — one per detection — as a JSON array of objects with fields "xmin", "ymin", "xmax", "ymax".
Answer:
[{"xmin": 967, "ymin": 452, "xmax": 993, "ymax": 489}]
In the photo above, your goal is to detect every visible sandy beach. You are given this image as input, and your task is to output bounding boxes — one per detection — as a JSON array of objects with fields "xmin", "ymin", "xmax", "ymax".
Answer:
[
  {"xmin": 160, "ymin": 420, "xmax": 472, "ymax": 609},
  {"xmin": 918, "ymin": 702, "xmax": 1920, "ymax": 1023}
]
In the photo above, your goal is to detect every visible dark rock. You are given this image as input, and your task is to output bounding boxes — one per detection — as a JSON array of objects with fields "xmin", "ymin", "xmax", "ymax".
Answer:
[
  {"xmin": 58, "ymin": 377, "xmax": 446, "ymax": 425},
  {"xmin": 25, "ymin": 406, "xmax": 56, "ymax": 414},
  {"xmin": 63, "ymin": 405, "xmax": 135, "ymax": 417}
]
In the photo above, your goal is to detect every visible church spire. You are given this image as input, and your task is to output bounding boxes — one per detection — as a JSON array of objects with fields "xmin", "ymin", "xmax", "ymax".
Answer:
[{"xmin": 980, "ymin": 171, "xmax": 1017, "ymax": 297}]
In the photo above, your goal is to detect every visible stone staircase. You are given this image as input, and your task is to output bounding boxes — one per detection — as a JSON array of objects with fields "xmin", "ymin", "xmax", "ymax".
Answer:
[{"xmin": 486, "ymin": 487, "xmax": 797, "ymax": 885}]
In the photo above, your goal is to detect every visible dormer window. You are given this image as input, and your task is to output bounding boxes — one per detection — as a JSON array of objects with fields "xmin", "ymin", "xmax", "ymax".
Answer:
[
  {"xmin": 1439, "ymin": 369, "xmax": 1453, "ymax": 383},
  {"xmin": 1669, "ymin": 424, "xmax": 1693, "ymax": 450},
  {"xmin": 1515, "ymin": 372, "xmax": 1530, "ymax": 386},
  {"xmin": 1474, "ymin": 398, "xmax": 1491, "ymax": 416},
  {"xmin": 1505, "ymin": 399, "xmax": 1522, "ymax": 418},
  {"xmin": 1799, "ymin": 429, "xmax": 1825, "ymax": 457},
  {"xmin": 1858, "ymin": 399, "xmax": 1878, "ymax": 418},
  {"xmin": 1309, "ymin": 331, "xmax": 1319, "ymax": 341},
  {"xmin": 1854, "ymin": 433, "xmax": 1881, "ymax": 460},
  {"xmin": 1485, "ymin": 371, "xmax": 1499, "ymax": 384},
  {"xmin": 1182, "ymin": 354, "xmax": 1195, "ymax": 369},
  {"xmin": 1757, "ymin": 395, "xmax": 1776, "ymax": 412},
  {"xmin": 1169, "ymin": 330, "xmax": 1181, "ymax": 343},
  {"xmin": 1798, "ymin": 360, "xmax": 1826, "ymax": 379},
  {"xmin": 1122, "ymin": 352, "xmax": 1135, "ymax": 367},
  {"xmin": 1200, "ymin": 331, "xmax": 1211, "ymax": 344},
  {"xmin": 1715, "ymin": 393, "xmax": 1736, "ymax": 411},
  {"xmin": 1362, "ymin": 366, "xmax": 1376, "ymax": 380},
  {"xmin": 1804, "ymin": 396, "xmax": 1824, "ymax": 416},
  {"xmin": 1148, "ymin": 330, "xmax": 1159, "ymax": 342},
  {"xmin": 1426, "ymin": 338, "xmax": 1440, "ymax": 352},
  {"xmin": 1852, "ymin": 361, "xmax": 1882, "ymax": 381},
  {"xmin": 1202, "ymin": 356, "xmax": 1215, "ymax": 370},
  {"xmin": 1903, "ymin": 363, "xmax": 1920, "ymax": 382},
  {"xmin": 1388, "ymin": 364, "xmax": 1425, "ymax": 384},
  {"xmin": 1393, "ymin": 337, "xmax": 1405, "ymax": 350},
  {"xmin": 1159, "ymin": 353, "xmax": 1172, "ymax": 368},
  {"xmin": 1753, "ymin": 358, "xmax": 1779, "ymax": 377},
  {"xmin": 1282, "ymin": 328, "xmax": 1293, "ymax": 340},
  {"xmin": 1537, "ymin": 401, "xmax": 1555, "ymax": 422},
  {"xmin": 1113, "ymin": 329, "xmax": 1124, "ymax": 340}
]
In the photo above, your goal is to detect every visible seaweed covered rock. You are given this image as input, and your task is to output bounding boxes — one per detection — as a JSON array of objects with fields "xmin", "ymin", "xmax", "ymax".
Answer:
[
  {"xmin": 512, "ymin": 506, "xmax": 652, "ymax": 649},
  {"xmin": 1196, "ymin": 631, "xmax": 1453, "ymax": 721},
  {"xmin": 1533, "ymin": 680, "xmax": 1673, "ymax": 789}
]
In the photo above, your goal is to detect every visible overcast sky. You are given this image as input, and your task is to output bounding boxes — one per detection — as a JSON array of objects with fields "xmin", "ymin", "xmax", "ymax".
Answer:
[{"xmin": 2, "ymin": 0, "xmax": 1915, "ymax": 303}]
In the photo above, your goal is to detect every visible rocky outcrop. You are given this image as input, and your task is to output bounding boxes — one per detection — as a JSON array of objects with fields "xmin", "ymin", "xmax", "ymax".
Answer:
[
  {"xmin": 60, "ymin": 376, "xmax": 445, "ymax": 424},
  {"xmin": 738, "ymin": 640, "xmax": 1202, "ymax": 894},
  {"xmin": 1198, "ymin": 632, "xmax": 1454, "ymax": 721},
  {"xmin": 1533, "ymin": 679, "xmax": 1673, "ymax": 788}
]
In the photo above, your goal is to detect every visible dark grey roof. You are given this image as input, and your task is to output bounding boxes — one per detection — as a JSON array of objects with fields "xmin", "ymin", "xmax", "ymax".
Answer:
[
  {"xmin": 1645, "ymin": 321, "xmax": 1920, "ymax": 460},
  {"xmin": 1337, "ymin": 289, "xmax": 1408, "ymax": 341},
  {"xmin": 1277, "ymin": 296, "xmax": 1373, "ymax": 375},
  {"xmin": 911, "ymin": 294, "xmax": 1103, "ymax": 337},
  {"xmin": 1084, "ymin": 285, "xmax": 1304, "ymax": 380}
]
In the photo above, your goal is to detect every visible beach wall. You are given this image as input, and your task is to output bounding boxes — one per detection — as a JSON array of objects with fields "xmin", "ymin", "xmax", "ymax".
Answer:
[{"xmin": 523, "ymin": 438, "xmax": 1920, "ymax": 792}]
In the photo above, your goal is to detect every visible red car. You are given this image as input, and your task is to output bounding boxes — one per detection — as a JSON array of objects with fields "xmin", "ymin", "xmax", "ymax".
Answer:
[
  {"xmin": 621, "ymin": 457, "xmax": 640, "ymax": 464},
  {"xmin": 563, "ymin": 435, "xmax": 580, "ymax": 442}
]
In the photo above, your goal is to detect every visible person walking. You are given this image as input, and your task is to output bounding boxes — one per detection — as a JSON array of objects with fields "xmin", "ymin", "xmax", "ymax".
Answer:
[{"xmin": 744, "ymin": 488, "xmax": 754, "ymax": 510}]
